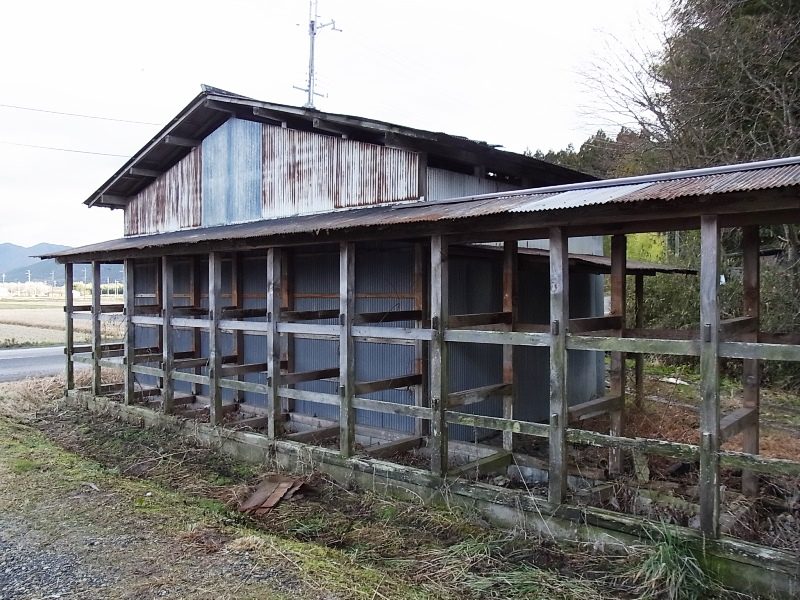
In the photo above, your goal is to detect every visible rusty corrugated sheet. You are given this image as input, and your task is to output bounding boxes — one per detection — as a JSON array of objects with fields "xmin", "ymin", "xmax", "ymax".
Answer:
[
  {"xmin": 262, "ymin": 125, "xmax": 420, "ymax": 217},
  {"xmin": 426, "ymin": 168, "xmax": 518, "ymax": 201},
  {"xmin": 124, "ymin": 147, "xmax": 201, "ymax": 235}
]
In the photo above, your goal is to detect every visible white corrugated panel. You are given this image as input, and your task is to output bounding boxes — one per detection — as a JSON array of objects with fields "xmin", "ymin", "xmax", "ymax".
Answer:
[{"xmin": 426, "ymin": 168, "xmax": 519, "ymax": 201}]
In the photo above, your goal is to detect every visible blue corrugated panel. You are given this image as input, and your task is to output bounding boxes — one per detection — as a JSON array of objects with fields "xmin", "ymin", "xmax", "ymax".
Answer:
[{"xmin": 201, "ymin": 118, "xmax": 263, "ymax": 227}]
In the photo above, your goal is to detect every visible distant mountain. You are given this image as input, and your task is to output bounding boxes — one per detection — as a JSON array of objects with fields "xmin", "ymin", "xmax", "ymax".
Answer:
[{"xmin": 0, "ymin": 243, "xmax": 123, "ymax": 285}]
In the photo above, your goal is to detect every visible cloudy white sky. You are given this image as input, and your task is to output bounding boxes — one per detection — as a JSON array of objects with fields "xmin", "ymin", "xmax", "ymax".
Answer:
[{"xmin": 0, "ymin": 0, "xmax": 663, "ymax": 248}]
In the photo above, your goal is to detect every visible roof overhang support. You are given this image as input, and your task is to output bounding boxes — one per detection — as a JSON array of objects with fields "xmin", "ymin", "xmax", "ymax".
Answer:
[
  {"xmin": 163, "ymin": 135, "xmax": 200, "ymax": 148},
  {"xmin": 128, "ymin": 168, "xmax": 161, "ymax": 178},
  {"xmin": 98, "ymin": 194, "xmax": 128, "ymax": 207}
]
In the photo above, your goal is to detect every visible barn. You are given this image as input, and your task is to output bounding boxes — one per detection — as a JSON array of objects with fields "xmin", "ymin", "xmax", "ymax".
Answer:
[{"xmin": 43, "ymin": 87, "xmax": 800, "ymax": 588}]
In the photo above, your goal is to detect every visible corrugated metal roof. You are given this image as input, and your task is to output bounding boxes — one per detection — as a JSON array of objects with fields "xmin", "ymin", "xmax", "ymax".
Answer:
[{"xmin": 43, "ymin": 155, "xmax": 800, "ymax": 262}]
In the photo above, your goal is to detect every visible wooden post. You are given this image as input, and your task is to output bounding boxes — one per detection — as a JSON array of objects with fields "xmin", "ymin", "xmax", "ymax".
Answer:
[
  {"xmin": 91, "ymin": 261, "xmax": 102, "ymax": 396},
  {"xmin": 609, "ymin": 235, "xmax": 627, "ymax": 474},
  {"xmin": 339, "ymin": 242, "xmax": 356, "ymax": 457},
  {"xmin": 742, "ymin": 225, "xmax": 760, "ymax": 496},
  {"xmin": 123, "ymin": 259, "xmax": 135, "ymax": 405},
  {"xmin": 208, "ymin": 252, "xmax": 223, "ymax": 425},
  {"xmin": 267, "ymin": 248, "xmax": 283, "ymax": 439},
  {"xmin": 413, "ymin": 242, "xmax": 430, "ymax": 437},
  {"xmin": 232, "ymin": 252, "xmax": 245, "ymax": 404},
  {"xmin": 161, "ymin": 256, "xmax": 175, "ymax": 414},
  {"xmin": 700, "ymin": 215, "xmax": 721, "ymax": 537},
  {"xmin": 549, "ymin": 227, "xmax": 569, "ymax": 503},
  {"xmin": 430, "ymin": 235, "xmax": 449, "ymax": 477},
  {"xmin": 634, "ymin": 273, "xmax": 645, "ymax": 408},
  {"xmin": 64, "ymin": 263, "xmax": 75, "ymax": 393},
  {"xmin": 502, "ymin": 240, "xmax": 518, "ymax": 451},
  {"xmin": 190, "ymin": 256, "xmax": 202, "ymax": 397}
]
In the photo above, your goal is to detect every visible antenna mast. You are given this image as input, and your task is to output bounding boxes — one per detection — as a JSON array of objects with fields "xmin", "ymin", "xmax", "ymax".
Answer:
[{"xmin": 294, "ymin": 0, "xmax": 340, "ymax": 109}]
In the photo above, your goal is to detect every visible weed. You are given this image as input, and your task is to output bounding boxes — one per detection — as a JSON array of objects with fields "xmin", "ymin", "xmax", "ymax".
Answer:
[{"xmin": 10, "ymin": 457, "xmax": 38, "ymax": 474}]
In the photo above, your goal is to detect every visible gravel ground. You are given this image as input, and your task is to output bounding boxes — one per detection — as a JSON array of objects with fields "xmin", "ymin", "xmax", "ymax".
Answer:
[{"xmin": 0, "ymin": 516, "xmax": 117, "ymax": 600}]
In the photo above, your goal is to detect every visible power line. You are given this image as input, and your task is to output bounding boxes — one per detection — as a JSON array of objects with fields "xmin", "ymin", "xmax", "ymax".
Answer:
[
  {"xmin": 0, "ymin": 103, "xmax": 160, "ymax": 126},
  {"xmin": 0, "ymin": 140, "xmax": 128, "ymax": 157}
]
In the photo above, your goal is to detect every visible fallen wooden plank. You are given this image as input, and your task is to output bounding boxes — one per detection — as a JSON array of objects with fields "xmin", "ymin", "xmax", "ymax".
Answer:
[
  {"xmin": 568, "ymin": 395, "xmax": 622, "ymax": 421},
  {"xmin": 354, "ymin": 374, "xmax": 422, "ymax": 395},
  {"xmin": 285, "ymin": 425, "xmax": 339, "ymax": 444},
  {"xmin": 720, "ymin": 407, "xmax": 758, "ymax": 442},
  {"xmin": 282, "ymin": 367, "xmax": 339, "ymax": 385},
  {"xmin": 447, "ymin": 383, "xmax": 511, "ymax": 408},
  {"xmin": 366, "ymin": 436, "xmax": 423, "ymax": 459}
]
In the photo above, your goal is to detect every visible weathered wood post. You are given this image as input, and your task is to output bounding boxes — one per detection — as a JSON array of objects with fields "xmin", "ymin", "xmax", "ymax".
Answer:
[
  {"xmin": 91, "ymin": 261, "xmax": 102, "ymax": 396},
  {"xmin": 64, "ymin": 263, "xmax": 75, "ymax": 393},
  {"xmin": 549, "ymin": 227, "xmax": 569, "ymax": 503},
  {"xmin": 208, "ymin": 252, "xmax": 223, "ymax": 425},
  {"xmin": 742, "ymin": 225, "xmax": 760, "ymax": 496},
  {"xmin": 430, "ymin": 235, "xmax": 449, "ymax": 477},
  {"xmin": 267, "ymin": 247, "xmax": 283, "ymax": 439},
  {"xmin": 609, "ymin": 235, "xmax": 627, "ymax": 474},
  {"xmin": 161, "ymin": 256, "xmax": 175, "ymax": 414},
  {"xmin": 123, "ymin": 259, "xmax": 135, "ymax": 405},
  {"xmin": 413, "ymin": 242, "xmax": 430, "ymax": 437},
  {"xmin": 339, "ymin": 242, "xmax": 356, "ymax": 457},
  {"xmin": 502, "ymin": 240, "xmax": 518, "ymax": 452},
  {"xmin": 634, "ymin": 273, "xmax": 645, "ymax": 408},
  {"xmin": 700, "ymin": 215, "xmax": 721, "ymax": 537}
]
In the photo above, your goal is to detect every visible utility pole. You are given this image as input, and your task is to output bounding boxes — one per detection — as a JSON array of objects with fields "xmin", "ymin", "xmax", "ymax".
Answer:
[{"xmin": 294, "ymin": 0, "xmax": 340, "ymax": 109}]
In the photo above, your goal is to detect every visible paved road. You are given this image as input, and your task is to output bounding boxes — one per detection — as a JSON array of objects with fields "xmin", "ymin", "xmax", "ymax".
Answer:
[{"xmin": 0, "ymin": 346, "xmax": 89, "ymax": 382}]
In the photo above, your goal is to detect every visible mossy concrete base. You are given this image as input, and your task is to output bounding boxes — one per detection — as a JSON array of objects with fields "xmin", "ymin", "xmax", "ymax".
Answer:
[{"xmin": 67, "ymin": 391, "xmax": 799, "ymax": 599}]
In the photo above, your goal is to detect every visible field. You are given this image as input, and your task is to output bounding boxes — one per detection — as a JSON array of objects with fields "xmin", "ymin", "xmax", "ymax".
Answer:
[{"xmin": 0, "ymin": 297, "xmax": 123, "ymax": 348}]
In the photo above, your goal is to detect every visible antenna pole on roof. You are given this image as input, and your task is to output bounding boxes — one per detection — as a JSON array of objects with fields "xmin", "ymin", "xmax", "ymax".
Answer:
[{"xmin": 294, "ymin": 0, "xmax": 340, "ymax": 109}]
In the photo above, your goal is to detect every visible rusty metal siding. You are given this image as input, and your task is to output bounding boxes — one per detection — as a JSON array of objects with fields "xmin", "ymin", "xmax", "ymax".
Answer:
[
  {"xmin": 202, "ymin": 118, "xmax": 263, "ymax": 227},
  {"xmin": 124, "ymin": 148, "xmax": 202, "ymax": 236},
  {"xmin": 426, "ymin": 168, "xmax": 519, "ymax": 201},
  {"xmin": 263, "ymin": 125, "xmax": 420, "ymax": 218}
]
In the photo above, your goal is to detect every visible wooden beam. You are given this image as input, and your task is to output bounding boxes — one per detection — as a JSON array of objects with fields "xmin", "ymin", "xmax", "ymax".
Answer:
[
  {"xmin": 163, "ymin": 135, "xmax": 200, "ymax": 147},
  {"xmin": 128, "ymin": 167, "xmax": 161, "ymax": 178},
  {"xmin": 430, "ymin": 235, "xmax": 449, "ymax": 477},
  {"xmin": 569, "ymin": 315, "xmax": 623, "ymax": 333},
  {"xmin": 720, "ymin": 407, "xmax": 758, "ymax": 443},
  {"xmin": 99, "ymin": 194, "xmax": 128, "ymax": 207},
  {"xmin": 283, "ymin": 367, "xmax": 339, "ymax": 385},
  {"xmin": 221, "ymin": 307, "xmax": 267, "ymax": 319},
  {"xmin": 634, "ymin": 274, "xmax": 644, "ymax": 408},
  {"xmin": 366, "ymin": 436, "xmax": 423, "ymax": 459},
  {"xmin": 448, "ymin": 312, "xmax": 512, "ymax": 328},
  {"xmin": 413, "ymin": 242, "xmax": 429, "ymax": 438},
  {"xmin": 549, "ymin": 227, "xmax": 568, "ymax": 504},
  {"xmin": 220, "ymin": 362, "xmax": 267, "ymax": 376},
  {"xmin": 742, "ymin": 225, "xmax": 760, "ymax": 496},
  {"xmin": 91, "ymin": 261, "xmax": 102, "ymax": 396},
  {"xmin": 173, "ymin": 306, "xmax": 209, "ymax": 317},
  {"xmin": 699, "ymin": 215, "xmax": 721, "ymax": 538},
  {"xmin": 720, "ymin": 316, "xmax": 758, "ymax": 338},
  {"xmin": 354, "ymin": 309, "xmax": 423, "ymax": 324},
  {"xmin": 286, "ymin": 425, "xmax": 340, "ymax": 444},
  {"xmin": 208, "ymin": 252, "xmax": 223, "ymax": 425},
  {"xmin": 354, "ymin": 374, "xmax": 422, "ymax": 395},
  {"xmin": 267, "ymin": 247, "xmax": 283, "ymax": 438},
  {"xmin": 449, "ymin": 450, "xmax": 513, "ymax": 477},
  {"xmin": 231, "ymin": 416, "xmax": 268, "ymax": 431},
  {"xmin": 339, "ymin": 242, "xmax": 356, "ymax": 457},
  {"xmin": 173, "ymin": 357, "xmax": 208, "ymax": 370},
  {"xmin": 447, "ymin": 383, "xmax": 511, "ymax": 408},
  {"xmin": 609, "ymin": 234, "xmax": 627, "ymax": 475},
  {"xmin": 568, "ymin": 394, "xmax": 622, "ymax": 421},
  {"xmin": 65, "ymin": 263, "xmax": 75, "ymax": 392},
  {"xmin": 282, "ymin": 308, "xmax": 340, "ymax": 321},
  {"xmin": 161, "ymin": 256, "xmax": 175, "ymax": 414}
]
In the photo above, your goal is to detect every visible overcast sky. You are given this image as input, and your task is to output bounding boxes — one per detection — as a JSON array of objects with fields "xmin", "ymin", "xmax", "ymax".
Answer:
[{"xmin": 0, "ymin": 0, "xmax": 663, "ymax": 249}]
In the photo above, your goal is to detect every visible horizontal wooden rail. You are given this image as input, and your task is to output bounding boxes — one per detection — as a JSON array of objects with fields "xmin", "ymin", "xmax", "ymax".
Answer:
[
  {"xmin": 448, "ymin": 312, "xmax": 512, "ymax": 328},
  {"xmin": 171, "ymin": 317, "xmax": 211, "ymax": 329},
  {"xmin": 354, "ymin": 374, "xmax": 422, "ymax": 394},
  {"xmin": 447, "ymin": 383, "xmax": 511, "ymax": 408},
  {"xmin": 221, "ymin": 307, "xmax": 267, "ymax": 319},
  {"xmin": 219, "ymin": 378, "xmax": 269, "ymax": 394},
  {"xmin": 132, "ymin": 365, "xmax": 164, "ymax": 377},
  {"xmin": 565, "ymin": 428, "xmax": 700, "ymax": 461},
  {"xmin": 285, "ymin": 425, "xmax": 340, "ymax": 443},
  {"xmin": 568, "ymin": 335, "xmax": 701, "ymax": 356},
  {"xmin": 277, "ymin": 322, "xmax": 338, "ymax": 336},
  {"xmin": 444, "ymin": 412, "xmax": 549, "ymax": 438},
  {"xmin": 367, "ymin": 436, "xmax": 423, "ymax": 458},
  {"xmin": 282, "ymin": 367, "xmax": 339, "ymax": 385},
  {"xmin": 131, "ymin": 305, "xmax": 161, "ymax": 316},
  {"xmin": 449, "ymin": 450, "xmax": 512, "ymax": 477},
  {"xmin": 351, "ymin": 325, "xmax": 434, "ymax": 342},
  {"xmin": 170, "ymin": 371, "xmax": 209, "ymax": 385},
  {"xmin": 220, "ymin": 362, "xmax": 267, "ymax": 376},
  {"xmin": 173, "ymin": 357, "xmax": 208, "ymax": 369},
  {"xmin": 354, "ymin": 310, "xmax": 423, "ymax": 324},
  {"xmin": 173, "ymin": 306, "xmax": 209, "ymax": 317},
  {"xmin": 719, "ymin": 341, "xmax": 800, "ymax": 362},
  {"xmin": 444, "ymin": 329, "xmax": 550, "ymax": 347},
  {"xmin": 70, "ymin": 303, "xmax": 123, "ymax": 313},
  {"xmin": 219, "ymin": 319, "xmax": 269, "ymax": 333},
  {"xmin": 568, "ymin": 395, "xmax": 622, "ymax": 421},
  {"xmin": 278, "ymin": 388, "xmax": 340, "ymax": 406},
  {"xmin": 131, "ymin": 315, "xmax": 164, "ymax": 326},
  {"xmin": 351, "ymin": 397, "xmax": 433, "ymax": 419},
  {"xmin": 719, "ymin": 316, "xmax": 757, "ymax": 337}
]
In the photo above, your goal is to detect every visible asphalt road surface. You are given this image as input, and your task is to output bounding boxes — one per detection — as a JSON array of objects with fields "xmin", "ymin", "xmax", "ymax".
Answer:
[{"xmin": 0, "ymin": 346, "xmax": 88, "ymax": 383}]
